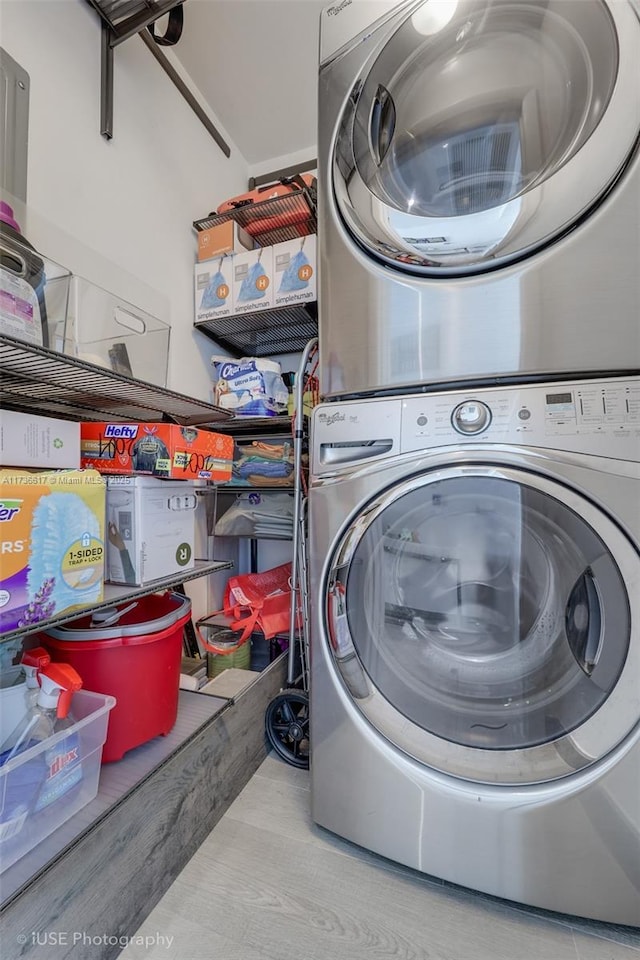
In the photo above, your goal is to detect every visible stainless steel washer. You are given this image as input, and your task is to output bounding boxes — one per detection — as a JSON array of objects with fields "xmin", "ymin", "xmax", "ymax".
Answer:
[
  {"xmin": 318, "ymin": 0, "xmax": 640, "ymax": 397},
  {"xmin": 309, "ymin": 374, "xmax": 640, "ymax": 924}
]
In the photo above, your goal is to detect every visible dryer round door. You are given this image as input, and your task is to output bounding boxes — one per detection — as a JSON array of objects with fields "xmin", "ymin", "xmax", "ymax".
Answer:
[
  {"xmin": 333, "ymin": 0, "xmax": 640, "ymax": 275},
  {"xmin": 324, "ymin": 464, "xmax": 640, "ymax": 784}
]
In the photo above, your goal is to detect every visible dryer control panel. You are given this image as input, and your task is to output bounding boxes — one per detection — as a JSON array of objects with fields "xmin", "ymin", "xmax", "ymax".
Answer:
[{"xmin": 400, "ymin": 376, "xmax": 640, "ymax": 460}]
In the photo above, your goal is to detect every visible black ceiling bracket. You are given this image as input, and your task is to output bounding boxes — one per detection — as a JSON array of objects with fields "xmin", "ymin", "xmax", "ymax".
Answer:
[
  {"xmin": 88, "ymin": 0, "xmax": 230, "ymax": 154},
  {"xmin": 100, "ymin": 20, "xmax": 114, "ymax": 140}
]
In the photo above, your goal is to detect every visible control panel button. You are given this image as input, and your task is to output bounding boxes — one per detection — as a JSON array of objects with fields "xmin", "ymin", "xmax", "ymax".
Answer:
[
  {"xmin": 416, "ymin": 415, "xmax": 428, "ymax": 426},
  {"xmin": 451, "ymin": 400, "xmax": 491, "ymax": 434},
  {"xmin": 518, "ymin": 408, "xmax": 531, "ymax": 421}
]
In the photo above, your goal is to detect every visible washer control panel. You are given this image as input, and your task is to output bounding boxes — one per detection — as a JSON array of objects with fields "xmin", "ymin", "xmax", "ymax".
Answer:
[{"xmin": 400, "ymin": 376, "xmax": 640, "ymax": 460}]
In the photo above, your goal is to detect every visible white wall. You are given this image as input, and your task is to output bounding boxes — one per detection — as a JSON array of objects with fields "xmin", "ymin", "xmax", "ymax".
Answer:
[
  {"xmin": 2, "ymin": 0, "xmax": 253, "ymax": 623},
  {"xmin": 1, "ymin": 0, "xmax": 248, "ymax": 400}
]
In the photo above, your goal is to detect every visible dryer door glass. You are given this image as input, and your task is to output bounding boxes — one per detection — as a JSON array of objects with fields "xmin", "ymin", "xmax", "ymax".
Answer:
[
  {"xmin": 333, "ymin": 0, "xmax": 639, "ymax": 274},
  {"xmin": 336, "ymin": 474, "xmax": 631, "ymax": 752}
]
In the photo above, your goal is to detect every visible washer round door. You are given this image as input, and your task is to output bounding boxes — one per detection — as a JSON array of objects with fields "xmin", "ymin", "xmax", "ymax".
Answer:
[
  {"xmin": 324, "ymin": 465, "xmax": 640, "ymax": 784},
  {"xmin": 333, "ymin": 0, "xmax": 640, "ymax": 275}
]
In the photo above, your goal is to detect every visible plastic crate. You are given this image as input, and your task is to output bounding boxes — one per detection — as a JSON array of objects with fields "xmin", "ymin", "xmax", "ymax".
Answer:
[{"xmin": 0, "ymin": 689, "xmax": 115, "ymax": 873}]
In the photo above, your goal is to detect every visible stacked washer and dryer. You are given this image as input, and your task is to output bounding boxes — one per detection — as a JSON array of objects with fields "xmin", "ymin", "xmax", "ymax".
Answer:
[{"xmin": 308, "ymin": 0, "xmax": 640, "ymax": 925}]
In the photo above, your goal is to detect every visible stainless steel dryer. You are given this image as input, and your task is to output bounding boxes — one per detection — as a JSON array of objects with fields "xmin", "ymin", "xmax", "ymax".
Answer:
[
  {"xmin": 318, "ymin": 0, "xmax": 640, "ymax": 398},
  {"xmin": 309, "ymin": 374, "xmax": 640, "ymax": 924}
]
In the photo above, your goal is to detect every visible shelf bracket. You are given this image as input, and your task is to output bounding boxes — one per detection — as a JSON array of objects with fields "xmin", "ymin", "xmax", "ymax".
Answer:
[
  {"xmin": 91, "ymin": 0, "xmax": 230, "ymax": 155},
  {"xmin": 100, "ymin": 21, "xmax": 114, "ymax": 140}
]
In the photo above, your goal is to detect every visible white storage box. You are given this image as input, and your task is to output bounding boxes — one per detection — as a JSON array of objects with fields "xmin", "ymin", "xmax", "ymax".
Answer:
[
  {"xmin": 106, "ymin": 476, "xmax": 197, "ymax": 585},
  {"xmin": 232, "ymin": 246, "xmax": 273, "ymax": 314},
  {"xmin": 195, "ymin": 257, "xmax": 234, "ymax": 324},
  {"xmin": 60, "ymin": 276, "xmax": 170, "ymax": 387},
  {"xmin": 273, "ymin": 234, "xmax": 316, "ymax": 308},
  {"xmin": 0, "ymin": 410, "xmax": 80, "ymax": 468},
  {"xmin": 0, "ymin": 689, "xmax": 115, "ymax": 873}
]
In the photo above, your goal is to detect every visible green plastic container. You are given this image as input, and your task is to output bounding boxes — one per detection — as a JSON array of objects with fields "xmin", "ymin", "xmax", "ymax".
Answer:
[{"xmin": 205, "ymin": 629, "xmax": 251, "ymax": 678}]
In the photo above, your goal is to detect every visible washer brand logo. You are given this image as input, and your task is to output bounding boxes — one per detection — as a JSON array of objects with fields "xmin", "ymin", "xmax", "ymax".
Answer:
[
  {"xmin": 327, "ymin": 0, "xmax": 352, "ymax": 15},
  {"xmin": 318, "ymin": 412, "xmax": 346, "ymax": 425},
  {"xmin": 104, "ymin": 424, "xmax": 138, "ymax": 439}
]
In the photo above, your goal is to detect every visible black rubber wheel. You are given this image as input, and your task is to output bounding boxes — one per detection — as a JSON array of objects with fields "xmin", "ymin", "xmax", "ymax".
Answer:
[{"xmin": 265, "ymin": 688, "xmax": 310, "ymax": 769}]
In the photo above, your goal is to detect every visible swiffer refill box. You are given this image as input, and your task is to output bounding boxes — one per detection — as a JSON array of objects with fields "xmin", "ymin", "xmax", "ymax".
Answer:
[
  {"xmin": 80, "ymin": 422, "xmax": 233, "ymax": 482},
  {"xmin": 194, "ymin": 256, "xmax": 234, "ymax": 323},
  {"xmin": 232, "ymin": 246, "xmax": 273, "ymax": 314},
  {"xmin": 106, "ymin": 476, "xmax": 196, "ymax": 585},
  {"xmin": 0, "ymin": 468, "xmax": 106, "ymax": 634},
  {"xmin": 273, "ymin": 234, "xmax": 316, "ymax": 308},
  {"xmin": 0, "ymin": 410, "xmax": 80, "ymax": 468}
]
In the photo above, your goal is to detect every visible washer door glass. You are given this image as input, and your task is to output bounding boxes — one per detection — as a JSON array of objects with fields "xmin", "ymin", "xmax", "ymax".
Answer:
[
  {"xmin": 333, "ymin": 0, "xmax": 640, "ymax": 274},
  {"xmin": 327, "ymin": 473, "xmax": 632, "ymax": 764}
]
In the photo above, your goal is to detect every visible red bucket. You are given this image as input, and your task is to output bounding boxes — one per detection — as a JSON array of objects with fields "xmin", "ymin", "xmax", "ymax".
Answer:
[{"xmin": 40, "ymin": 593, "xmax": 191, "ymax": 762}]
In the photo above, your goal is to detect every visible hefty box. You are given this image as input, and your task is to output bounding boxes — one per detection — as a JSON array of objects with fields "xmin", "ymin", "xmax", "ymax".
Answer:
[
  {"xmin": 80, "ymin": 423, "xmax": 233, "ymax": 482},
  {"xmin": 0, "ymin": 468, "xmax": 106, "ymax": 634}
]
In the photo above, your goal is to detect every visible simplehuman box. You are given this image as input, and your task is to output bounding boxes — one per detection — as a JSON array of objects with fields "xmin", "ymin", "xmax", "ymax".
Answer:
[
  {"xmin": 197, "ymin": 220, "xmax": 254, "ymax": 261},
  {"xmin": 80, "ymin": 422, "xmax": 233, "ymax": 482},
  {"xmin": 194, "ymin": 257, "xmax": 234, "ymax": 323},
  {"xmin": 273, "ymin": 234, "xmax": 316, "ymax": 308},
  {"xmin": 0, "ymin": 689, "xmax": 115, "ymax": 872},
  {"xmin": 232, "ymin": 247, "xmax": 273, "ymax": 314},
  {"xmin": 0, "ymin": 410, "xmax": 80, "ymax": 469},
  {"xmin": 0, "ymin": 468, "xmax": 106, "ymax": 634},
  {"xmin": 60, "ymin": 276, "xmax": 171, "ymax": 387},
  {"xmin": 106, "ymin": 476, "xmax": 197, "ymax": 585}
]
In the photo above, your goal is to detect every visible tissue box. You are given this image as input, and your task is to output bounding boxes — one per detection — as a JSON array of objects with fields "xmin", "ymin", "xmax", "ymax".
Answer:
[
  {"xmin": 106, "ymin": 476, "xmax": 197, "ymax": 585},
  {"xmin": 0, "ymin": 410, "xmax": 80, "ymax": 469},
  {"xmin": 59, "ymin": 276, "xmax": 170, "ymax": 387},
  {"xmin": 195, "ymin": 257, "xmax": 234, "ymax": 324},
  {"xmin": 0, "ymin": 468, "xmax": 106, "ymax": 634},
  {"xmin": 273, "ymin": 235, "xmax": 316, "ymax": 307},
  {"xmin": 80, "ymin": 422, "xmax": 233, "ymax": 481}
]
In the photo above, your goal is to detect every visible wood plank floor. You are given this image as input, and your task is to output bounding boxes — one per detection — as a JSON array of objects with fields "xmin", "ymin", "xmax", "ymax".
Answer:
[{"xmin": 118, "ymin": 754, "xmax": 640, "ymax": 960}]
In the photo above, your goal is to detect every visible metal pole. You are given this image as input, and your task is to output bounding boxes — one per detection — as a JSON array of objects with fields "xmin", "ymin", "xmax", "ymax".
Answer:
[{"xmin": 287, "ymin": 337, "xmax": 318, "ymax": 686}]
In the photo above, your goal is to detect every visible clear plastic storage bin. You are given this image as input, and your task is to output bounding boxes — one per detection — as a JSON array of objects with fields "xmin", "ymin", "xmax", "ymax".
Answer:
[
  {"xmin": 0, "ymin": 689, "xmax": 115, "ymax": 873},
  {"xmin": 59, "ymin": 276, "xmax": 170, "ymax": 387},
  {"xmin": 0, "ymin": 230, "xmax": 71, "ymax": 350}
]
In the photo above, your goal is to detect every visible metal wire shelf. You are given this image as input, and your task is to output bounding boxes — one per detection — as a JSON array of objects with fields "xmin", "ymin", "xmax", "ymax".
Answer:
[
  {"xmin": 194, "ymin": 302, "xmax": 317, "ymax": 358},
  {"xmin": 193, "ymin": 186, "xmax": 317, "ymax": 248},
  {"xmin": 0, "ymin": 334, "xmax": 232, "ymax": 425},
  {"xmin": 0, "ymin": 559, "xmax": 233, "ymax": 645}
]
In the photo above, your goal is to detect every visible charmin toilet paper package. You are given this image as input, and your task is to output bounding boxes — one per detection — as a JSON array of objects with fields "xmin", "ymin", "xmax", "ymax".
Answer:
[
  {"xmin": 0, "ymin": 468, "xmax": 106, "ymax": 633},
  {"xmin": 211, "ymin": 356, "xmax": 288, "ymax": 417},
  {"xmin": 273, "ymin": 234, "xmax": 316, "ymax": 308}
]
